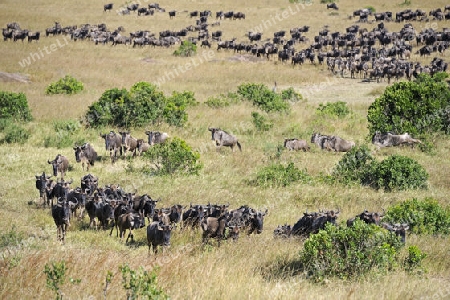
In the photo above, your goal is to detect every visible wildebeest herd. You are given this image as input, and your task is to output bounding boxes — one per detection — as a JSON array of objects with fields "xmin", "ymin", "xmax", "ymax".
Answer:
[
  {"xmin": 4, "ymin": 3, "xmax": 450, "ymax": 83},
  {"xmin": 34, "ymin": 127, "xmax": 418, "ymax": 249}
]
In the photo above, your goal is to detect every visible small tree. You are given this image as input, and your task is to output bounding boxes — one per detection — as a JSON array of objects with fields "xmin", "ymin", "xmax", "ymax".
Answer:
[
  {"xmin": 251, "ymin": 111, "xmax": 273, "ymax": 132},
  {"xmin": 250, "ymin": 162, "xmax": 311, "ymax": 187},
  {"xmin": 119, "ymin": 264, "xmax": 168, "ymax": 300},
  {"xmin": 44, "ymin": 261, "xmax": 66, "ymax": 300},
  {"xmin": 173, "ymin": 41, "xmax": 197, "ymax": 57},
  {"xmin": 45, "ymin": 75, "xmax": 84, "ymax": 95},
  {"xmin": 237, "ymin": 83, "xmax": 290, "ymax": 113},
  {"xmin": 0, "ymin": 91, "xmax": 33, "ymax": 121}
]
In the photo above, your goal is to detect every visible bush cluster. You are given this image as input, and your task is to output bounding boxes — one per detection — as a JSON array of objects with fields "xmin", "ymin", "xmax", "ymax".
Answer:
[
  {"xmin": 251, "ymin": 111, "xmax": 273, "ymax": 132},
  {"xmin": 45, "ymin": 75, "xmax": 84, "ymax": 95},
  {"xmin": 142, "ymin": 137, "xmax": 202, "ymax": 176},
  {"xmin": 317, "ymin": 101, "xmax": 350, "ymax": 118},
  {"xmin": 237, "ymin": 83, "xmax": 291, "ymax": 113},
  {"xmin": 173, "ymin": 41, "xmax": 197, "ymax": 57},
  {"xmin": 333, "ymin": 146, "xmax": 428, "ymax": 191},
  {"xmin": 205, "ymin": 93, "xmax": 240, "ymax": 108},
  {"xmin": 250, "ymin": 162, "xmax": 311, "ymax": 187},
  {"xmin": 298, "ymin": 220, "xmax": 424, "ymax": 281},
  {"xmin": 0, "ymin": 91, "xmax": 33, "ymax": 122},
  {"xmin": 384, "ymin": 198, "xmax": 450, "ymax": 235},
  {"xmin": 85, "ymin": 82, "xmax": 197, "ymax": 128}
]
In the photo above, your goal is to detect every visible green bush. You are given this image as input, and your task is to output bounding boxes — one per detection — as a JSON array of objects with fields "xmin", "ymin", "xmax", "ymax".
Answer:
[
  {"xmin": 383, "ymin": 198, "xmax": 450, "ymax": 235},
  {"xmin": 45, "ymin": 75, "xmax": 84, "ymax": 95},
  {"xmin": 251, "ymin": 111, "xmax": 273, "ymax": 132},
  {"xmin": 365, "ymin": 6, "xmax": 376, "ymax": 13},
  {"xmin": 298, "ymin": 220, "xmax": 408, "ymax": 281},
  {"xmin": 403, "ymin": 245, "xmax": 427, "ymax": 273},
  {"xmin": 332, "ymin": 145, "xmax": 374, "ymax": 185},
  {"xmin": 237, "ymin": 83, "xmax": 290, "ymax": 113},
  {"xmin": 0, "ymin": 91, "xmax": 32, "ymax": 121},
  {"xmin": 1, "ymin": 121, "xmax": 29, "ymax": 144},
  {"xmin": 142, "ymin": 137, "xmax": 202, "ymax": 176},
  {"xmin": 317, "ymin": 101, "xmax": 350, "ymax": 118},
  {"xmin": 173, "ymin": 41, "xmax": 197, "ymax": 57},
  {"xmin": 319, "ymin": 0, "xmax": 335, "ymax": 3},
  {"xmin": 85, "ymin": 82, "xmax": 194, "ymax": 128},
  {"xmin": 366, "ymin": 155, "xmax": 428, "ymax": 191},
  {"xmin": 119, "ymin": 264, "xmax": 168, "ymax": 300},
  {"xmin": 250, "ymin": 162, "xmax": 311, "ymax": 187},
  {"xmin": 367, "ymin": 73, "xmax": 450, "ymax": 136},
  {"xmin": 281, "ymin": 87, "xmax": 304, "ymax": 103}
]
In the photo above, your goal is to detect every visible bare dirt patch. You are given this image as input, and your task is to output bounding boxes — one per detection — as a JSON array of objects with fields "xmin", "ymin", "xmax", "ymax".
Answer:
[{"xmin": 0, "ymin": 71, "xmax": 30, "ymax": 83}]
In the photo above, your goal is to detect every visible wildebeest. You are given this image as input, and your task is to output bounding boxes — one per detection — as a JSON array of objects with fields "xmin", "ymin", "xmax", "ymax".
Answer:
[
  {"xmin": 201, "ymin": 214, "xmax": 229, "ymax": 246},
  {"xmin": 52, "ymin": 199, "xmax": 70, "ymax": 243},
  {"xmin": 104, "ymin": 3, "xmax": 113, "ymax": 12},
  {"xmin": 145, "ymin": 131, "xmax": 169, "ymax": 145},
  {"xmin": 136, "ymin": 139, "xmax": 150, "ymax": 156},
  {"xmin": 73, "ymin": 143, "xmax": 98, "ymax": 171},
  {"xmin": 48, "ymin": 154, "xmax": 69, "ymax": 179},
  {"xmin": 100, "ymin": 131, "xmax": 123, "ymax": 163},
  {"xmin": 311, "ymin": 132, "xmax": 332, "ymax": 150},
  {"xmin": 169, "ymin": 10, "xmax": 176, "ymax": 18},
  {"xmin": 182, "ymin": 204, "xmax": 206, "ymax": 229},
  {"xmin": 147, "ymin": 221, "xmax": 173, "ymax": 253},
  {"xmin": 290, "ymin": 209, "xmax": 339, "ymax": 237},
  {"xmin": 67, "ymin": 187, "xmax": 87, "ymax": 220},
  {"xmin": 208, "ymin": 127, "xmax": 242, "ymax": 152},
  {"xmin": 372, "ymin": 131, "xmax": 422, "ymax": 148},
  {"xmin": 327, "ymin": 3, "xmax": 339, "ymax": 10},
  {"xmin": 347, "ymin": 209, "xmax": 385, "ymax": 227},
  {"xmin": 27, "ymin": 31, "xmax": 40, "ymax": 42},
  {"xmin": 327, "ymin": 135, "xmax": 355, "ymax": 152},
  {"xmin": 35, "ymin": 172, "xmax": 51, "ymax": 207},
  {"xmin": 119, "ymin": 131, "xmax": 138, "ymax": 156},
  {"xmin": 284, "ymin": 138, "xmax": 310, "ymax": 151},
  {"xmin": 117, "ymin": 212, "xmax": 146, "ymax": 243},
  {"xmin": 381, "ymin": 223, "xmax": 409, "ymax": 243},
  {"xmin": 273, "ymin": 224, "xmax": 292, "ymax": 238}
]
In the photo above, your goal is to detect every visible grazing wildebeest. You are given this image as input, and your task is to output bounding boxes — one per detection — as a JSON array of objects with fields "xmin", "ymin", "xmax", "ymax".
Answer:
[
  {"xmin": 347, "ymin": 209, "xmax": 385, "ymax": 227},
  {"xmin": 372, "ymin": 131, "xmax": 422, "ymax": 148},
  {"xmin": 27, "ymin": 31, "xmax": 40, "ymax": 42},
  {"xmin": 52, "ymin": 199, "xmax": 70, "ymax": 243},
  {"xmin": 147, "ymin": 221, "xmax": 173, "ymax": 253},
  {"xmin": 327, "ymin": 3, "xmax": 339, "ymax": 10},
  {"xmin": 326, "ymin": 135, "xmax": 355, "ymax": 152},
  {"xmin": 311, "ymin": 132, "xmax": 332, "ymax": 150},
  {"xmin": 381, "ymin": 223, "xmax": 409, "ymax": 243},
  {"xmin": 169, "ymin": 10, "xmax": 176, "ymax": 18},
  {"xmin": 48, "ymin": 154, "xmax": 69, "ymax": 179},
  {"xmin": 284, "ymin": 138, "xmax": 310, "ymax": 151},
  {"xmin": 145, "ymin": 131, "xmax": 169, "ymax": 145},
  {"xmin": 208, "ymin": 127, "xmax": 242, "ymax": 152},
  {"xmin": 35, "ymin": 172, "xmax": 51, "ymax": 207},
  {"xmin": 119, "ymin": 131, "xmax": 138, "ymax": 156},
  {"xmin": 118, "ymin": 211, "xmax": 146, "ymax": 243},
  {"xmin": 104, "ymin": 3, "xmax": 113, "ymax": 12},
  {"xmin": 73, "ymin": 143, "xmax": 98, "ymax": 171},
  {"xmin": 100, "ymin": 131, "xmax": 123, "ymax": 163}
]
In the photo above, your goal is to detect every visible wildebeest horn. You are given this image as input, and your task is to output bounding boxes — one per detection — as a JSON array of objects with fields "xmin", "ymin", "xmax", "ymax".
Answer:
[{"xmin": 48, "ymin": 159, "xmax": 52, "ymax": 164}]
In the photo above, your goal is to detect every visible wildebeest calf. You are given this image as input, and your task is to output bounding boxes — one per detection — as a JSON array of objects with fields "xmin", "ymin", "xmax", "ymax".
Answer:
[{"xmin": 284, "ymin": 138, "xmax": 310, "ymax": 151}]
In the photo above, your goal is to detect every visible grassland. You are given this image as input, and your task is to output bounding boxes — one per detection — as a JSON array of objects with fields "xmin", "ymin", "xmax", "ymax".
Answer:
[{"xmin": 1, "ymin": 0, "xmax": 450, "ymax": 299}]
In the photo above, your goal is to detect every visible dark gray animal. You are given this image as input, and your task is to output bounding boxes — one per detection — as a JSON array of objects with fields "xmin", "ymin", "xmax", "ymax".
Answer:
[
  {"xmin": 327, "ymin": 135, "xmax": 355, "ymax": 152},
  {"xmin": 311, "ymin": 132, "xmax": 332, "ymax": 150},
  {"xmin": 118, "ymin": 212, "xmax": 146, "ymax": 243},
  {"xmin": 48, "ymin": 154, "xmax": 69, "ymax": 179},
  {"xmin": 347, "ymin": 210, "xmax": 385, "ymax": 227},
  {"xmin": 372, "ymin": 131, "xmax": 422, "ymax": 148},
  {"xmin": 73, "ymin": 143, "xmax": 98, "ymax": 171},
  {"xmin": 201, "ymin": 214, "xmax": 228, "ymax": 246},
  {"xmin": 119, "ymin": 131, "xmax": 138, "ymax": 156},
  {"xmin": 35, "ymin": 172, "xmax": 51, "ymax": 207},
  {"xmin": 104, "ymin": 3, "xmax": 113, "ymax": 12},
  {"xmin": 27, "ymin": 31, "xmax": 40, "ymax": 42},
  {"xmin": 327, "ymin": 3, "xmax": 339, "ymax": 10},
  {"xmin": 273, "ymin": 224, "xmax": 292, "ymax": 238},
  {"xmin": 208, "ymin": 127, "xmax": 242, "ymax": 152},
  {"xmin": 147, "ymin": 221, "xmax": 173, "ymax": 253},
  {"xmin": 52, "ymin": 199, "xmax": 70, "ymax": 243},
  {"xmin": 381, "ymin": 223, "xmax": 409, "ymax": 243},
  {"xmin": 284, "ymin": 138, "xmax": 310, "ymax": 151},
  {"xmin": 145, "ymin": 131, "xmax": 169, "ymax": 145},
  {"xmin": 100, "ymin": 131, "xmax": 123, "ymax": 163},
  {"xmin": 136, "ymin": 139, "xmax": 150, "ymax": 156}
]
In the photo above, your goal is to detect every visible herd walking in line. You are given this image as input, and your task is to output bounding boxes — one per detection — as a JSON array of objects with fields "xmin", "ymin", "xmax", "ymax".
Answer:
[{"xmin": 34, "ymin": 127, "xmax": 420, "ymax": 248}]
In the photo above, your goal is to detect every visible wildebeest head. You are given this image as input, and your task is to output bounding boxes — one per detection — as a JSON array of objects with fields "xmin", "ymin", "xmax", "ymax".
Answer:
[
  {"xmin": 248, "ymin": 209, "xmax": 267, "ymax": 235},
  {"xmin": 48, "ymin": 154, "xmax": 67, "ymax": 177},
  {"xmin": 382, "ymin": 223, "xmax": 409, "ymax": 243}
]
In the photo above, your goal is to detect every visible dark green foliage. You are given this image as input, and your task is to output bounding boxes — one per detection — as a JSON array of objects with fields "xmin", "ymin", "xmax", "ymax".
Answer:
[
  {"xmin": 205, "ymin": 93, "xmax": 240, "ymax": 108},
  {"xmin": 298, "ymin": 220, "xmax": 408, "ymax": 281},
  {"xmin": 365, "ymin": 6, "xmax": 376, "ymax": 13},
  {"xmin": 332, "ymin": 145, "xmax": 374, "ymax": 184},
  {"xmin": 250, "ymin": 162, "xmax": 311, "ymax": 187},
  {"xmin": 317, "ymin": 101, "xmax": 350, "ymax": 118},
  {"xmin": 281, "ymin": 87, "xmax": 304, "ymax": 103},
  {"xmin": 85, "ymin": 82, "xmax": 194, "ymax": 128},
  {"xmin": 319, "ymin": 0, "xmax": 335, "ymax": 3},
  {"xmin": 251, "ymin": 111, "xmax": 273, "ymax": 132},
  {"xmin": 1, "ymin": 121, "xmax": 30, "ymax": 144},
  {"xmin": 237, "ymin": 83, "xmax": 290, "ymax": 113},
  {"xmin": 384, "ymin": 198, "xmax": 450, "ymax": 235},
  {"xmin": 119, "ymin": 264, "xmax": 168, "ymax": 300},
  {"xmin": 367, "ymin": 73, "xmax": 450, "ymax": 136},
  {"xmin": 173, "ymin": 41, "xmax": 197, "ymax": 57},
  {"xmin": 45, "ymin": 75, "xmax": 84, "ymax": 95},
  {"xmin": 44, "ymin": 120, "xmax": 82, "ymax": 149},
  {"xmin": 0, "ymin": 91, "xmax": 32, "ymax": 122},
  {"xmin": 403, "ymin": 245, "xmax": 427, "ymax": 273},
  {"xmin": 366, "ymin": 155, "xmax": 428, "ymax": 191},
  {"xmin": 142, "ymin": 137, "xmax": 202, "ymax": 176}
]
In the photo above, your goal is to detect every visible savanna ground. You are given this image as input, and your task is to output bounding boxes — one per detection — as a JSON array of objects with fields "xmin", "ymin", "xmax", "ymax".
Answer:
[{"xmin": 1, "ymin": 0, "xmax": 450, "ymax": 299}]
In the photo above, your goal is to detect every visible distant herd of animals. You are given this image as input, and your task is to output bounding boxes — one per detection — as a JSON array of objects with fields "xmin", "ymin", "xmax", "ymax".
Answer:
[
  {"xmin": 4, "ymin": 3, "xmax": 450, "ymax": 82},
  {"xmin": 37, "ymin": 128, "xmax": 420, "ymax": 250}
]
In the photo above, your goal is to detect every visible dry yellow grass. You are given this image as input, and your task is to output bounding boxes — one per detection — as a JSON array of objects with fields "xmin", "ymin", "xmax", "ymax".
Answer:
[{"xmin": 1, "ymin": 0, "xmax": 450, "ymax": 299}]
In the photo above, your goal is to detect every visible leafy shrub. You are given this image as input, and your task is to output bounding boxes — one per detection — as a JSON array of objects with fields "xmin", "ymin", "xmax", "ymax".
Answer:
[
  {"xmin": 367, "ymin": 73, "xmax": 450, "ymax": 136},
  {"xmin": 45, "ymin": 75, "xmax": 84, "ymax": 95},
  {"xmin": 237, "ymin": 83, "xmax": 290, "ymax": 113},
  {"xmin": 281, "ymin": 87, "xmax": 304, "ymax": 103},
  {"xmin": 366, "ymin": 155, "xmax": 428, "ymax": 191},
  {"xmin": 1, "ymin": 122, "xmax": 29, "ymax": 144},
  {"xmin": 142, "ymin": 137, "xmax": 202, "ymax": 176},
  {"xmin": 365, "ymin": 6, "xmax": 376, "ymax": 13},
  {"xmin": 44, "ymin": 120, "xmax": 82, "ymax": 148},
  {"xmin": 44, "ymin": 261, "xmax": 66, "ymax": 300},
  {"xmin": 332, "ymin": 145, "xmax": 374, "ymax": 184},
  {"xmin": 383, "ymin": 198, "xmax": 450, "ymax": 235},
  {"xmin": 298, "ymin": 220, "xmax": 408, "ymax": 281},
  {"xmin": 205, "ymin": 95, "xmax": 231, "ymax": 108},
  {"xmin": 85, "ymin": 82, "xmax": 194, "ymax": 128},
  {"xmin": 317, "ymin": 101, "xmax": 350, "ymax": 118},
  {"xmin": 173, "ymin": 41, "xmax": 197, "ymax": 57},
  {"xmin": 403, "ymin": 245, "xmax": 427, "ymax": 273},
  {"xmin": 0, "ymin": 91, "xmax": 32, "ymax": 121},
  {"xmin": 250, "ymin": 162, "xmax": 311, "ymax": 187},
  {"xmin": 251, "ymin": 111, "xmax": 273, "ymax": 132},
  {"xmin": 119, "ymin": 264, "xmax": 168, "ymax": 300}
]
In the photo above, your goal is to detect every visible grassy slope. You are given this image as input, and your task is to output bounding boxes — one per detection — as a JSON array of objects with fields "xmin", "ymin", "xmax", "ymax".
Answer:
[{"xmin": 1, "ymin": 0, "xmax": 450, "ymax": 299}]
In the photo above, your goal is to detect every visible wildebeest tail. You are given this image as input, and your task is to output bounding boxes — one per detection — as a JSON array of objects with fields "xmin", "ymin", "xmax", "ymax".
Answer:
[{"xmin": 237, "ymin": 141, "xmax": 242, "ymax": 151}]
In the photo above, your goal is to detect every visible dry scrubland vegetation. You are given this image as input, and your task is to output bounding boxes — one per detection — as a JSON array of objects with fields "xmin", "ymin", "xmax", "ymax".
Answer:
[{"xmin": 1, "ymin": 0, "xmax": 450, "ymax": 299}]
